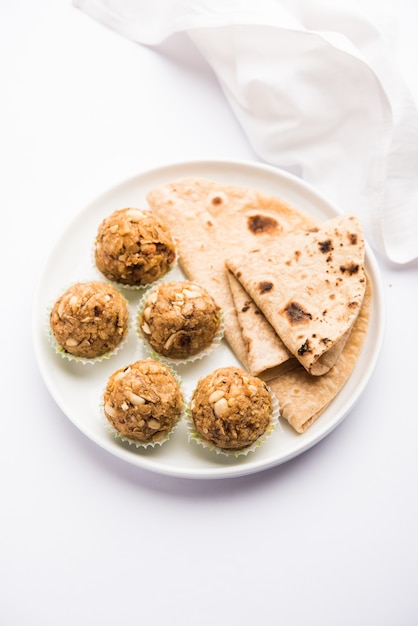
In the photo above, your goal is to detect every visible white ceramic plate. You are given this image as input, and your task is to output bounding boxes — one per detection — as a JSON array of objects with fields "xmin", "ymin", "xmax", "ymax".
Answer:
[{"xmin": 32, "ymin": 159, "xmax": 385, "ymax": 479}]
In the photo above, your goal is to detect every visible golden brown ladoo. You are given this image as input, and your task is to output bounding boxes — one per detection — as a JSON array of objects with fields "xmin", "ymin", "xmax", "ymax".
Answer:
[
  {"xmin": 138, "ymin": 280, "xmax": 222, "ymax": 360},
  {"xmin": 95, "ymin": 207, "xmax": 176, "ymax": 286},
  {"xmin": 191, "ymin": 366, "xmax": 273, "ymax": 450},
  {"xmin": 49, "ymin": 281, "xmax": 129, "ymax": 359},
  {"xmin": 103, "ymin": 359, "xmax": 184, "ymax": 444}
]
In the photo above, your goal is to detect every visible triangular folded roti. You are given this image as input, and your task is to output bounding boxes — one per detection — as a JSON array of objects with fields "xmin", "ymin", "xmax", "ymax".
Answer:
[
  {"xmin": 226, "ymin": 215, "xmax": 366, "ymax": 375},
  {"xmin": 269, "ymin": 276, "xmax": 371, "ymax": 432}
]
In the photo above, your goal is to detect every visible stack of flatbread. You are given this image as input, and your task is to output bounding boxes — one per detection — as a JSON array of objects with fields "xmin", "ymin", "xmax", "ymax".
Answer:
[{"xmin": 147, "ymin": 177, "xmax": 371, "ymax": 433}]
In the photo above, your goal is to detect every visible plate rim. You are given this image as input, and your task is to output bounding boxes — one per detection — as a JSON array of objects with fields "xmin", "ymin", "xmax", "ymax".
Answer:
[{"xmin": 32, "ymin": 158, "xmax": 385, "ymax": 479}]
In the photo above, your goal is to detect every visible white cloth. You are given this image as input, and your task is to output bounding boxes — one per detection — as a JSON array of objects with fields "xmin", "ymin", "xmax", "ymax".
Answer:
[{"xmin": 74, "ymin": 0, "xmax": 418, "ymax": 264}]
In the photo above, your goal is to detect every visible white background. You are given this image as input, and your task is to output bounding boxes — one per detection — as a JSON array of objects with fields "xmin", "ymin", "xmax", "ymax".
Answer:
[{"xmin": 1, "ymin": 1, "xmax": 418, "ymax": 624}]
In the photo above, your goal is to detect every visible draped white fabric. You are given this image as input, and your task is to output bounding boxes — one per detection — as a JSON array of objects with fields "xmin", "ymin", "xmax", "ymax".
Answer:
[{"xmin": 74, "ymin": 0, "xmax": 418, "ymax": 263}]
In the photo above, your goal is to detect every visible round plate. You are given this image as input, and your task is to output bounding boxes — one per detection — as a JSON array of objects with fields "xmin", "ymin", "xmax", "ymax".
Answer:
[{"xmin": 32, "ymin": 159, "xmax": 385, "ymax": 479}]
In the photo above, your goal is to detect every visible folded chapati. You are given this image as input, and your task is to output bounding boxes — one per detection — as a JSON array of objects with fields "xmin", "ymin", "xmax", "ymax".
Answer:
[
  {"xmin": 226, "ymin": 215, "xmax": 366, "ymax": 375},
  {"xmin": 268, "ymin": 276, "xmax": 371, "ymax": 432}
]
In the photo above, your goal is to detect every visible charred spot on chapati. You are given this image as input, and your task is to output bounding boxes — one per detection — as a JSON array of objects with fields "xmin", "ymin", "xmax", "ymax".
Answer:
[
  {"xmin": 348, "ymin": 233, "xmax": 358, "ymax": 245},
  {"xmin": 247, "ymin": 214, "xmax": 279, "ymax": 235},
  {"xmin": 284, "ymin": 302, "xmax": 312, "ymax": 324},
  {"xmin": 340, "ymin": 263, "xmax": 359, "ymax": 275},
  {"xmin": 318, "ymin": 239, "xmax": 333, "ymax": 254},
  {"xmin": 298, "ymin": 340, "xmax": 311, "ymax": 356},
  {"xmin": 258, "ymin": 281, "xmax": 273, "ymax": 294}
]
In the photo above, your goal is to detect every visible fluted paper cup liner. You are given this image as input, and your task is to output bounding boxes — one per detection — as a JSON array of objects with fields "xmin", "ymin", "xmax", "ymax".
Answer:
[
  {"xmin": 46, "ymin": 280, "xmax": 130, "ymax": 365},
  {"xmin": 100, "ymin": 359, "xmax": 186, "ymax": 449},
  {"xmin": 185, "ymin": 387, "xmax": 280, "ymax": 459},
  {"xmin": 136, "ymin": 282, "xmax": 224, "ymax": 367}
]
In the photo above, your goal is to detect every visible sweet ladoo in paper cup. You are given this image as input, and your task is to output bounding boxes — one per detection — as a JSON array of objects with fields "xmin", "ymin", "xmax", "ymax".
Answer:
[
  {"xmin": 103, "ymin": 359, "xmax": 184, "ymax": 447},
  {"xmin": 49, "ymin": 281, "xmax": 129, "ymax": 362},
  {"xmin": 188, "ymin": 366, "xmax": 279, "ymax": 457},
  {"xmin": 94, "ymin": 207, "xmax": 176, "ymax": 288},
  {"xmin": 137, "ymin": 280, "xmax": 223, "ymax": 363}
]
